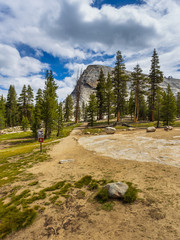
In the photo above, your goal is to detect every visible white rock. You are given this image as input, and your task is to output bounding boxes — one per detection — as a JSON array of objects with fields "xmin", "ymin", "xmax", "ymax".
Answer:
[
  {"xmin": 146, "ymin": 127, "xmax": 156, "ymax": 132},
  {"xmin": 59, "ymin": 159, "xmax": 75, "ymax": 164},
  {"xmin": 164, "ymin": 126, "xmax": 173, "ymax": 131},
  {"xmin": 105, "ymin": 127, "xmax": 116, "ymax": 134},
  {"xmin": 103, "ymin": 182, "xmax": 128, "ymax": 198}
]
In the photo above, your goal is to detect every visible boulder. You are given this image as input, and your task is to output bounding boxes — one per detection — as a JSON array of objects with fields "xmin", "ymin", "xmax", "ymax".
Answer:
[
  {"xmin": 164, "ymin": 126, "xmax": 173, "ymax": 131},
  {"xmin": 103, "ymin": 182, "xmax": 128, "ymax": 198},
  {"xmin": 105, "ymin": 127, "xmax": 116, "ymax": 134},
  {"xmin": 146, "ymin": 127, "xmax": 156, "ymax": 132}
]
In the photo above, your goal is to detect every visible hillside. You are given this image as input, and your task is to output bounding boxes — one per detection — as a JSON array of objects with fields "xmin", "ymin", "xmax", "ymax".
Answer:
[{"xmin": 71, "ymin": 65, "xmax": 180, "ymax": 105}]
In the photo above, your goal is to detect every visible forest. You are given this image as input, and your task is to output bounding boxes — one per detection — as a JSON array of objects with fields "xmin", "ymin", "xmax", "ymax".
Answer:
[{"xmin": 0, "ymin": 49, "xmax": 180, "ymax": 137}]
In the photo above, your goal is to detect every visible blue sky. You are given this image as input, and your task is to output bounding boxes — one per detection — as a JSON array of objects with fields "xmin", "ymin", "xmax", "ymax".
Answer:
[{"xmin": 0, "ymin": 0, "xmax": 180, "ymax": 100}]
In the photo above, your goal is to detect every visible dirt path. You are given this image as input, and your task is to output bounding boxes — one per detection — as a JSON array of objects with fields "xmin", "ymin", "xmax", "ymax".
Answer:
[{"xmin": 8, "ymin": 126, "xmax": 180, "ymax": 240}]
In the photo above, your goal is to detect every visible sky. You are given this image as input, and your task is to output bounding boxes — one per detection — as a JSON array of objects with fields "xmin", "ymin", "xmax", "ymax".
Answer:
[{"xmin": 0, "ymin": 0, "xmax": 180, "ymax": 101}]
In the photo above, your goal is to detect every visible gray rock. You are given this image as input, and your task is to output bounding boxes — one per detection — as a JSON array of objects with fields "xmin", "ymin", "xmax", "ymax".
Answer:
[
  {"xmin": 164, "ymin": 126, "xmax": 173, "ymax": 131},
  {"xmin": 105, "ymin": 127, "xmax": 116, "ymax": 134},
  {"xmin": 103, "ymin": 182, "xmax": 129, "ymax": 198},
  {"xmin": 59, "ymin": 159, "xmax": 75, "ymax": 164},
  {"xmin": 146, "ymin": 127, "xmax": 156, "ymax": 132}
]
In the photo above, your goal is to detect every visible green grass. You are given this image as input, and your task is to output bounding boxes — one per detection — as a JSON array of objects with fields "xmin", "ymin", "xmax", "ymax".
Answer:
[
  {"xmin": 123, "ymin": 182, "xmax": 138, "ymax": 203},
  {"xmin": 0, "ymin": 131, "xmax": 33, "ymax": 142},
  {"xmin": 74, "ymin": 175, "xmax": 92, "ymax": 188}
]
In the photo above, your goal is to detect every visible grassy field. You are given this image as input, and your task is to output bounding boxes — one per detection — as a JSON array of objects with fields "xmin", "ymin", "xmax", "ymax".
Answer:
[{"xmin": 0, "ymin": 123, "xmax": 82, "ymax": 238}]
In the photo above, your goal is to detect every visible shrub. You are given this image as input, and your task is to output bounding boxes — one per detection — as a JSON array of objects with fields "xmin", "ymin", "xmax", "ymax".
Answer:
[
  {"xmin": 123, "ymin": 182, "xmax": 138, "ymax": 203},
  {"xmin": 74, "ymin": 175, "xmax": 92, "ymax": 188},
  {"xmin": 94, "ymin": 188, "xmax": 109, "ymax": 203}
]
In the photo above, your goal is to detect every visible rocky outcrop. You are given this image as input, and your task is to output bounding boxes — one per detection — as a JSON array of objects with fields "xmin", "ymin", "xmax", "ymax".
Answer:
[{"xmin": 71, "ymin": 64, "xmax": 180, "ymax": 106}]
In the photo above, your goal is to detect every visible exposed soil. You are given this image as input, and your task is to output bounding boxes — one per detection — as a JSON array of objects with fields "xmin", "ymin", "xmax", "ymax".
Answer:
[{"xmin": 6, "ymin": 126, "xmax": 180, "ymax": 240}]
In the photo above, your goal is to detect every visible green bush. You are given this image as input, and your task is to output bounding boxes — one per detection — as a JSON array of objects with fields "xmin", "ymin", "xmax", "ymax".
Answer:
[
  {"xmin": 95, "ymin": 188, "xmax": 109, "ymax": 203},
  {"xmin": 123, "ymin": 182, "xmax": 138, "ymax": 203},
  {"xmin": 74, "ymin": 175, "xmax": 92, "ymax": 188},
  {"xmin": 88, "ymin": 181, "xmax": 98, "ymax": 190}
]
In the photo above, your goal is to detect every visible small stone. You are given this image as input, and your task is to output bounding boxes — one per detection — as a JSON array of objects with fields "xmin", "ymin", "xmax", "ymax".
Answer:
[
  {"xmin": 127, "ymin": 127, "xmax": 136, "ymax": 131},
  {"xmin": 146, "ymin": 127, "xmax": 156, "ymax": 132},
  {"xmin": 105, "ymin": 127, "xmax": 116, "ymax": 134},
  {"xmin": 59, "ymin": 159, "xmax": 75, "ymax": 164},
  {"xmin": 85, "ymin": 132, "xmax": 90, "ymax": 135}
]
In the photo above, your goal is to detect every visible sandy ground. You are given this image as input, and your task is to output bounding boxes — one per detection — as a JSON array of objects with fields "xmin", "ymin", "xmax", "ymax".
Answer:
[{"xmin": 6, "ymin": 126, "xmax": 180, "ymax": 240}]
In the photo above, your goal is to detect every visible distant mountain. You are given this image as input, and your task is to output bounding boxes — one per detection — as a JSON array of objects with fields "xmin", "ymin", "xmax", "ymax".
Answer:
[{"xmin": 71, "ymin": 65, "xmax": 180, "ymax": 105}]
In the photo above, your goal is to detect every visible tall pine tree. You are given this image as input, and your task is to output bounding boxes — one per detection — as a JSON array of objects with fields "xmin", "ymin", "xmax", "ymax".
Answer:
[
  {"xmin": 96, "ymin": 69, "xmax": 106, "ymax": 120},
  {"xmin": 131, "ymin": 64, "xmax": 147, "ymax": 122},
  {"xmin": 57, "ymin": 102, "xmax": 64, "ymax": 137},
  {"xmin": 27, "ymin": 85, "xmax": 34, "ymax": 122},
  {"xmin": 148, "ymin": 49, "xmax": 163, "ymax": 121},
  {"xmin": 18, "ymin": 85, "xmax": 28, "ymax": 121},
  {"xmin": 87, "ymin": 93, "xmax": 97, "ymax": 126},
  {"xmin": 64, "ymin": 95, "xmax": 73, "ymax": 122},
  {"xmin": 113, "ymin": 51, "xmax": 128, "ymax": 122},
  {"xmin": 31, "ymin": 89, "xmax": 43, "ymax": 138},
  {"xmin": 0, "ymin": 95, "xmax": 6, "ymax": 129},
  {"xmin": 105, "ymin": 73, "xmax": 114, "ymax": 125},
  {"xmin": 176, "ymin": 92, "xmax": 180, "ymax": 117},
  {"xmin": 42, "ymin": 70, "xmax": 58, "ymax": 139},
  {"xmin": 161, "ymin": 84, "xmax": 177, "ymax": 126},
  {"xmin": 6, "ymin": 85, "xmax": 18, "ymax": 127}
]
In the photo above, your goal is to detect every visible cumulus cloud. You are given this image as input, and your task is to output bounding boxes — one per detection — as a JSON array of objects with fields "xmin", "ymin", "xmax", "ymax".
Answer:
[{"xmin": 0, "ymin": 0, "xmax": 180, "ymax": 99}]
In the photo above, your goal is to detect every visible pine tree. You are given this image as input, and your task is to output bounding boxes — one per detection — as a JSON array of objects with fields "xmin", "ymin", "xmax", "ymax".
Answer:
[
  {"xmin": 27, "ymin": 85, "xmax": 34, "ymax": 122},
  {"xmin": 105, "ymin": 73, "xmax": 114, "ymax": 125},
  {"xmin": 96, "ymin": 69, "xmax": 106, "ymax": 120},
  {"xmin": 57, "ymin": 102, "xmax": 64, "ymax": 137},
  {"xmin": 139, "ymin": 95, "xmax": 147, "ymax": 120},
  {"xmin": 18, "ymin": 85, "xmax": 28, "ymax": 121},
  {"xmin": 74, "ymin": 70, "xmax": 83, "ymax": 123},
  {"xmin": 21, "ymin": 116, "xmax": 29, "ymax": 131},
  {"xmin": 42, "ymin": 70, "xmax": 58, "ymax": 139},
  {"xmin": 113, "ymin": 51, "xmax": 128, "ymax": 122},
  {"xmin": 6, "ymin": 85, "xmax": 18, "ymax": 127},
  {"xmin": 31, "ymin": 89, "xmax": 43, "ymax": 138},
  {"xmin": 148, "ymin": 49, "xmax": 163, "ymax": 121},
  {"xmin": 0, "ymin": 95, "xmax": 6, "ymax": 129},
  {"xmin": 176, "ymin": 92, "xmax": 180, "ymax": 117},
  {"xmin": 154, "ymin": 87, "xmax": 163, "ymax": 127},
  {"xmin": 87, "ymin": 93, "xmax": 97, "ymax": 126},
  {"xmin": 131, "ymin": 64, "xmax": 147, "ymax": 122},
  {"xmin": 64, "ymin": 95, "xmax": 73, "ymax": 122},
  {"xmin": 161, "ymin": 84, "xmax": 177, "ymax": 125},
  {"xmin": 128, "ymin": 90, "xmax": 135, "ymax": 120}
]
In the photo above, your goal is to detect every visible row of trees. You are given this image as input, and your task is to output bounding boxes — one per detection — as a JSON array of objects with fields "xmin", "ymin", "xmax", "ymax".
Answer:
[
  {"xmin": 0, "ymin": 49, "xmax": 180, "ymax": 134},
  {"xmin": 86, "ymin": 49, "xmax": 179, "ymax": 126}
]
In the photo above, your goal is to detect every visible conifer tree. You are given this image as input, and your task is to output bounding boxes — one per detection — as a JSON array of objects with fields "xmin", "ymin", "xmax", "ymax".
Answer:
[
  {"xmin": 128, "ymin": 90, "xmax": 135, "ymax": 120},
  {"xmin": 154, "ymin": 87, "xmax": 163, "ymax": 127},
  {"xmin": 31, "ymin": 89, "xmax": 43, "ymax": 138},
  {"xmin": 131, "ymin": 64, "xmax": 147, "ymax": 122},
  {"xmin": 21, "ymin": 116, "xmax": 29, "ymax": 131},
  {"xmin": 57, "ymin": 102, "xmax": 64, "ymax": 137},
  {"xmin": 0, "ymin": 95, "xmax": 6, "ymax": 129},
  {"xmin": 139, "ymin": 95, "xmax": 147, "ymax": 120},
  {"xmin": 6, "ymin": 85, "xmax": 18, "ymax": 127},
  {"xmin": 18, "ymin": 85, "xmax": 28, "ymax": 121},
  {"xmin": 87, "ymin": 93, "xmax": 97, "ymax": 126},
  {"xmin": 113, "ymin": 51, "xmax": 128, "ymax": 122},
  {"xmin": 42, "ymin": 70, "xmax": 58, "ymax": 139},
  {"xmin": 105, "ymin": 73, "xmax": 114, "ymax": 125},
  {"xmin": 27, "ymin": 85, "xmax": 34, "ymax": 122},
  {"xmin": 74, "ymin": 70, "xmax": 83, "ymax": 123},
  {"xmin": 176, "ymin": 92, "xmax": 180, "ymax": 117},
  {"xmin": 161, "ymin": 84, "xmax": 177, "ymax": 125},
  {"xmin": 96, "ymin": 69, "xmax": 106, "ymax": 120},
  {"xmin": 64, "ymin": 95, "xmax": 73, "ymax": 122},
  {"xmin": 148, "ymin": 49, "xmax": 163, "ymax": 121}
]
